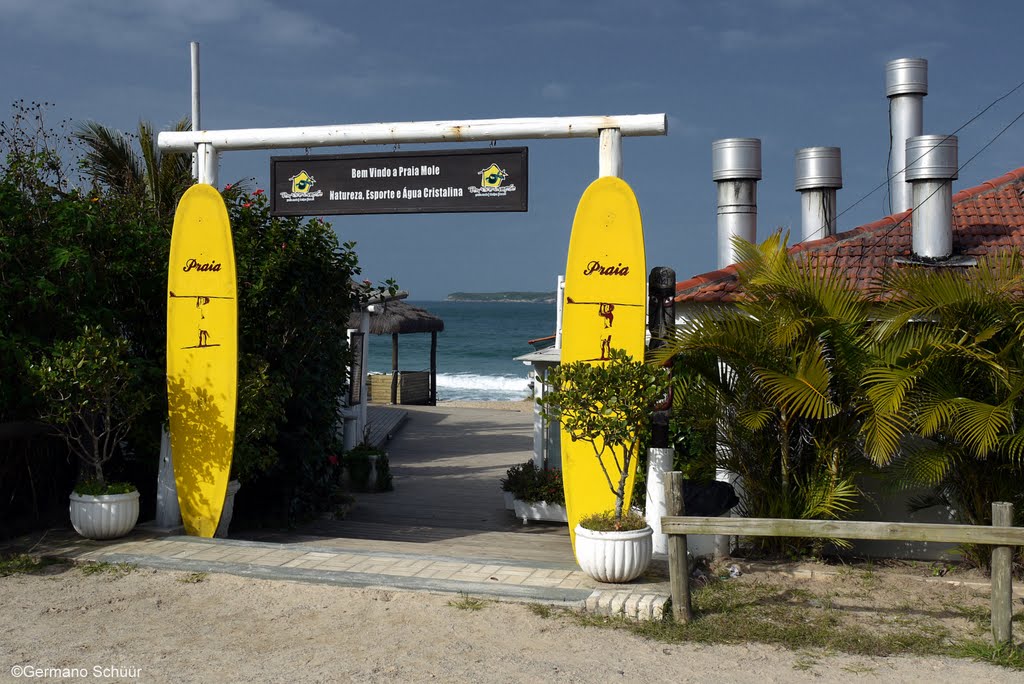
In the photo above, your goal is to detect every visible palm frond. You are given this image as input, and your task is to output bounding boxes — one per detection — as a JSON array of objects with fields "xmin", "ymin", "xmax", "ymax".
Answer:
[{"xmin": 75, "ymin": 121, "xmax": 145, "ymax": 194}]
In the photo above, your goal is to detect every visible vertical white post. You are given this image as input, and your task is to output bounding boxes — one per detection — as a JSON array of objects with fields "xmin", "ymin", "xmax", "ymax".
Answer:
[
  {"xmin": 191, "ymin": 41, "xmax": 201, "ymax": 180},
  {"xmin": 154, "ymin": 425, "xmax": 182, "ymax": 529},
  {"xmin": 359, "ymin": 308, "xmax": 371, "ymax": 442},
  {"xmin": 599, "ymin": 128, "xmax": 622, "ymax": 178},
  {"xmin": 196, "ymin": 143, "xmax": 218, "ymax": 187},
  {"xmin": 646, "ymin": 447, "xmax": 674, "ymax": 555},
  {"xmin": 555, "ymin": 275, "xmax": 565, "ymax": 349}
]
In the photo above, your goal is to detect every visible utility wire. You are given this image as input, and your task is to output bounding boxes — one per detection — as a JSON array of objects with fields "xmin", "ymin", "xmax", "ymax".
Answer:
[
  {"xmin": 831, "ymin": 76, "xmax": 1024, "ymax": 231},
  {"xmin": 862, "ymin": 100, "xmax": 1024, "ymax": 264}
]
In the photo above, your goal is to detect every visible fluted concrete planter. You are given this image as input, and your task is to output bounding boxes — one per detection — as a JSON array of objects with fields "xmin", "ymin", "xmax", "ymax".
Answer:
[
  {"xmin": 513, "ymin": 499, "xmax": 568, "ymax": 524},
  {"xmin": 69, "ymin": 490, "xmax": 140, "ymax": 540},
  {"xmin": 574, "ymin": 523, "xmax": 653, "ymax": 583}
]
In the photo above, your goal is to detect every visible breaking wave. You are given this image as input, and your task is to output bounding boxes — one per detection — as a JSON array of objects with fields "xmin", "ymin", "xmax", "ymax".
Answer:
[{"xmin": 435, "ymin": 373, "xmax": 531, "ymax": 402}]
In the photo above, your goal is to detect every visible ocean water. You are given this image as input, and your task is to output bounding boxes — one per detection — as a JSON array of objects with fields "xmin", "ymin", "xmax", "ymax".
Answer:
[{"xmin": 364, "ymin": 301, "xmax": 554, "ymax": 402}]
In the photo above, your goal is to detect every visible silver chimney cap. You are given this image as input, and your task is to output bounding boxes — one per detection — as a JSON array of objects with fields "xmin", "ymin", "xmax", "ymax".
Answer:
[
  {"xmin": 886, "ymin": 58, "xmax": 928, "ymax": 97},
  {"xmin": 794, "ymin": 147, "xmax": 843, "ymax": 191},
  {"xmin": 905, "ymin": 135, "xmax": 958, "ymax": 181},
  {"xmin": 712, "ymin": 138, "xmax": 762, "ymax": 181}
]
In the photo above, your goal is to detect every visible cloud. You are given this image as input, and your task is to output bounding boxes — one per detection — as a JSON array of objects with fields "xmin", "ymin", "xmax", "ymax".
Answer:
[
  {"xmin": 0, "ymin": 0, "xmax": 354, "ymax": 52},
  {"xmin": 541, "ymin": 83, "xmax": 569, "ymax": 100},
  {"xmin": 667, "ymin": 115, "xmax": 710, "ymax": 139}
]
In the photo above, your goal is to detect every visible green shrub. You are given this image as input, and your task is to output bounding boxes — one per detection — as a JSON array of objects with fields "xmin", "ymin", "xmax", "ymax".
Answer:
[{"xmin": 500, "ymin": 460, "xmax": 564, "ymax": 504}]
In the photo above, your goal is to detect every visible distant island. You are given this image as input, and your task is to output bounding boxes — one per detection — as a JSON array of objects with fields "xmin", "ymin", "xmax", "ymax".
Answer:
[{"xmin": 446, "ymin": 291, "xmax": 556, "ymax": 303}]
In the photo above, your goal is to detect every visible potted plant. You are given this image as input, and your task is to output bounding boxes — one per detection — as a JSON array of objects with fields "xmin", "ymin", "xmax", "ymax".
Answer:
[
  {"xmin": 31, "ymin": 327, "xmax": 151, "ymax": 539},
  {"xmin": 501, "ymin": 459, "xmax": 567, "ymax": 523},
  {"xmin": 344, "ymin": 444, "xmax": 394, "ymax": 492},
  {"xmin": 538, "ymin": 348, "xmax": 668, "ymax": 582}
]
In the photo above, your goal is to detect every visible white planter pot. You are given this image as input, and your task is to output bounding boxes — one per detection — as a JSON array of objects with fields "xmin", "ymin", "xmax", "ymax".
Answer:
[
  {"xmin": 574, "ymin": 523, "xmax": 653, "ymax": 583},
  {"xmin": 215, "ymin": 480, "xmax": 242, "ymax": 539},
  {"xmin": 502, "ymin": 491, "xmax": 516, "ymax": 510},
  {"xmin": 513, "ymin": 498, "xmax": 568, "ymax": 524},
  {"xmin": 69, "ymin": 490, "xmax": 140, "ymax": 540}
]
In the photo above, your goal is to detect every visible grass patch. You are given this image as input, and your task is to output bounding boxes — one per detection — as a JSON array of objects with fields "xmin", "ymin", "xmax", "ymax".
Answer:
[
  {"xmin": 950, "ymin": 642, "xmax": 1024, "ymax": 670},
  {"xmin": 527, "ymin": 603, "xmax": 555, "ymax": 618},
  {"xmin": 177, "ymin": 571, "xmax": 208, "ymax": 584},
  {"xmin": 0, "ymin": 554, "xmax": 60, "ymax": 577},
  {"xmin": 574, "ymin": 576, "xmax": 1024, "ymax": 671},
  {"xmin": 447, "ymin": 593, "xmax": 487, "ymax": 611},
  {"xmin": 78, "ymin": 561, "xmax": 136, "ymax": 578}
]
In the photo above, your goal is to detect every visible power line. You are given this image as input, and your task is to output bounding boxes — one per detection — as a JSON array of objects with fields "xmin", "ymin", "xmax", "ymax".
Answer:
[{"xmin": 833, "ymin": 76, "xmax": 1024, "ymax": 230}]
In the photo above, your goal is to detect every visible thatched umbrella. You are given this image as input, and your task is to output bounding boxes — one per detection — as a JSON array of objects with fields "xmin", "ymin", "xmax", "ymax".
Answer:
[{"xmin": 349, "ymin": 300, "xmax": 445, "ymax": 405}]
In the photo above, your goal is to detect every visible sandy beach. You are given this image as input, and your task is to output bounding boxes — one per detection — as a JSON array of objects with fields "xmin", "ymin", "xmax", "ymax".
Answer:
[
  {"xmin": 1, "ymin": 566, "xmax": 1014, "ymax": 683},
  {"xmin": 439, "ymin": 398, "xmax": 534, "ymax": 412}
]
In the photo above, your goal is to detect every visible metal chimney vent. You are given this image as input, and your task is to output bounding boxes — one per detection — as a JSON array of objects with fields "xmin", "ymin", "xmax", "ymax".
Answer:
[
  {"xmin": 885, "ymin": 58, "xmax": 928, "ymax": 97},
  {"xmin": 712, "ymin": 138, "xmax": 761, "ymax": 269},
  {"xmin": 905, "ymin": 135, "xmax": 958, "ymax": 182},
  {"xmin": 886, "ymin": 58, "xmax": 928, "ymax": 214},
  {"xmin": 794, "ymin": 147, "xmax": 842, "ymax": 241},
  {"xmin": 712, "ymin": 138, "xmax": 762, "ymax": 181},
  {"xmin": 906, "ymin": 134, "xmax": 958, "ymax": 259}
]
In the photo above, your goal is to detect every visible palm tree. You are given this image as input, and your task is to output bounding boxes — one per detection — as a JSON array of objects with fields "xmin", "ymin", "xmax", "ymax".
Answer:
[
  {"xmin": 654, "ymin": 233, "xmax": 872, "ymax": 550},
  {"xmin": 862, "ymin": 251, "xmax": 1024, "ymax": 541},
  {"xmin": 75, "ymin": 117, "xmax": 193, "ymax": 221}
]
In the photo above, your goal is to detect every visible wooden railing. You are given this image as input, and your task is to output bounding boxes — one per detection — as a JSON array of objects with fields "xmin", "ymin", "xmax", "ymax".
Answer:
[{"xmin": 660, "ymin": 471, "xmax": 1023, "ymax": 645}]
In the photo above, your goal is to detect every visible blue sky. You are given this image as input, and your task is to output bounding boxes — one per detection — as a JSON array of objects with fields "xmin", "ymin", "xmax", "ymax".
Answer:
[{"xmin": 3, "ymin": 1, "xmax": 1023, "ymax": 299}]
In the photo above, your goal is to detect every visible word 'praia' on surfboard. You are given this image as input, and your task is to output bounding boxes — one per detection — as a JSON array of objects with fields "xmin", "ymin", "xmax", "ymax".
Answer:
[
  {"xmin": 559, "ymin": 175, "xmax": 646, "ymax": 554},
  {"xmin": 166, "ymin": 183, "xmax": 238, "ymax": 538}
]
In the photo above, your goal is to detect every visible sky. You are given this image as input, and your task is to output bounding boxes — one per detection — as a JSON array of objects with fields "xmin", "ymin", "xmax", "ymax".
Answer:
[{"xmin": 2, "ymin": 1, "xmax": 1023, "ymax": 300}]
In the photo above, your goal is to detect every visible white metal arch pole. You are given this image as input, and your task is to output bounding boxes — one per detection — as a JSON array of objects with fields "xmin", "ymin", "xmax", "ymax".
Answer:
[
  {"xmin": 158, "ymin": 114, "xmax": 666, "ymax": 152},
  {"xmin": 190, "ymin": 42, "xmax": 200, "ymax": 181},
  {"xmin": 599, "ymin": 128, "xmax": 623, "ymax": 178}
]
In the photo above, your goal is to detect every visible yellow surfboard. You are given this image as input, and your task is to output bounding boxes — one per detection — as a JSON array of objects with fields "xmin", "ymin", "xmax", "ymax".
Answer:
[
  {"xmin": 561, "ymin": 176, "xmax": 647, "ymax": 553},
  {"xmin": 167, "ymin": 184, "xmax": 237, "ymax": 537}
]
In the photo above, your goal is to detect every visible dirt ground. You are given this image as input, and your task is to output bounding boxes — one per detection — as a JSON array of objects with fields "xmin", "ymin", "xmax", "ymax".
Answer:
[{"xmin": 1, "ymin": 561, "xmax": 1017, "ymax": 683}]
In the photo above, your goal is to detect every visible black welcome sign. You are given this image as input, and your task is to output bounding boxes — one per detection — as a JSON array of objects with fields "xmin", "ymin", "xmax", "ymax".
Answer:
[{"xmin": 270, "ymin": 147, "xmax": 528, "ymax": 216}]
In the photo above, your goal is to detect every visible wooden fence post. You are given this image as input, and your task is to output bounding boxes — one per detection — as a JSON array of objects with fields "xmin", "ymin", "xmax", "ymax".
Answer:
[
  {"xmin": 665, "ymin": 471, "xmax": 692, "ymax": 623},
  {"xmin": 991, "ymin": 501, "xmax": 1014, "ymax": 646}
]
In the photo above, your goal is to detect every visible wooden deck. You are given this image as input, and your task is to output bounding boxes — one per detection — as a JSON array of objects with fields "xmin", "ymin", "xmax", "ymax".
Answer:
[
  {"xmin": 246, "ymin": 404, "xmax": 577, "ymax": 566},
  {"xmin": 364, "ymin": 405, "xmax": 409, "ymax": 449}
]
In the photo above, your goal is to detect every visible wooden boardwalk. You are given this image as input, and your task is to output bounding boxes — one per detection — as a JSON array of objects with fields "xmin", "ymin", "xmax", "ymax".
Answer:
[
  {"xmin": 364, "ymin": 405, "xmax": 409, "ymax": 449},
  {"xmin": 248, "ymin": 404, "xmax": 576, "ymax": 565}
]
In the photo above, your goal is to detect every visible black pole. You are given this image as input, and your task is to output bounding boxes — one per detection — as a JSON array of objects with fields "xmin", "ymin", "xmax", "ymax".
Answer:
[{"xmin": 648, "ymin": 266, "xmax": 676, "ymax": 449}]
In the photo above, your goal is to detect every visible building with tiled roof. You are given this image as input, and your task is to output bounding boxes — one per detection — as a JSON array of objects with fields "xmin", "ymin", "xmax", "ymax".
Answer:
[{"xmin": 676, "ymin": 166, "xmax": 1024, "ymax": 307}]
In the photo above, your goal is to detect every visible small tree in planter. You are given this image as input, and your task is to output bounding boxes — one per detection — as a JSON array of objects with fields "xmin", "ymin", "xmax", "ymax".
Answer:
[
  {"xmin": 31, "ymin": 326, "xmax": 152, "ymax": 538},
  {"xmin": 539, "ymin": 348, "xmax": 668, "ymax": 525},
  {"xmin": 538, "ymin": 348, "xmax": 668, "ymax": 582}
]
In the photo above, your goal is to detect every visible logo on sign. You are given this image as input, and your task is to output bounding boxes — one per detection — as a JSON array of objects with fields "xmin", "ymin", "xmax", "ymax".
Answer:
[
  {"xmin": 470, "ymin": 162, "xmax": 516, "ymax": 198},
  {"xmin": 290, "ymin": 170, "xmax": 316, "ymax": 193},
  {"xmin": 280, "ymin": 169, "xmax": 324, "ymax": 204},
  {"xmin": 479, "ymin": 163, "xmax": 508, "ymax": 188}
]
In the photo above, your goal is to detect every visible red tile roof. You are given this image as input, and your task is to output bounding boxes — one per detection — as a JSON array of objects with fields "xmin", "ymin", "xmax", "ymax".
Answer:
[{"xmin": 675, "ymin": 167, "xmax": 1024, "ymax": 303}]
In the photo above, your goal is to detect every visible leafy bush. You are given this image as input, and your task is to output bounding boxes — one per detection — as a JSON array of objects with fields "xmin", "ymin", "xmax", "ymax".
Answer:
[
  {"xmin": 1, "ymin": 104, "xmax": 389, "ymax": 528},
  {"xmin": 500, "ymin": 460, "xmax": 564, "ymax": 504}
]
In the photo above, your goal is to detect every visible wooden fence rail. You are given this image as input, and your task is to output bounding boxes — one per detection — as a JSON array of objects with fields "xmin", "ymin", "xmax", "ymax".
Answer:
[{"xmin": 661, "ymin": 471, "xmax": 1021, "ymax": 645}]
